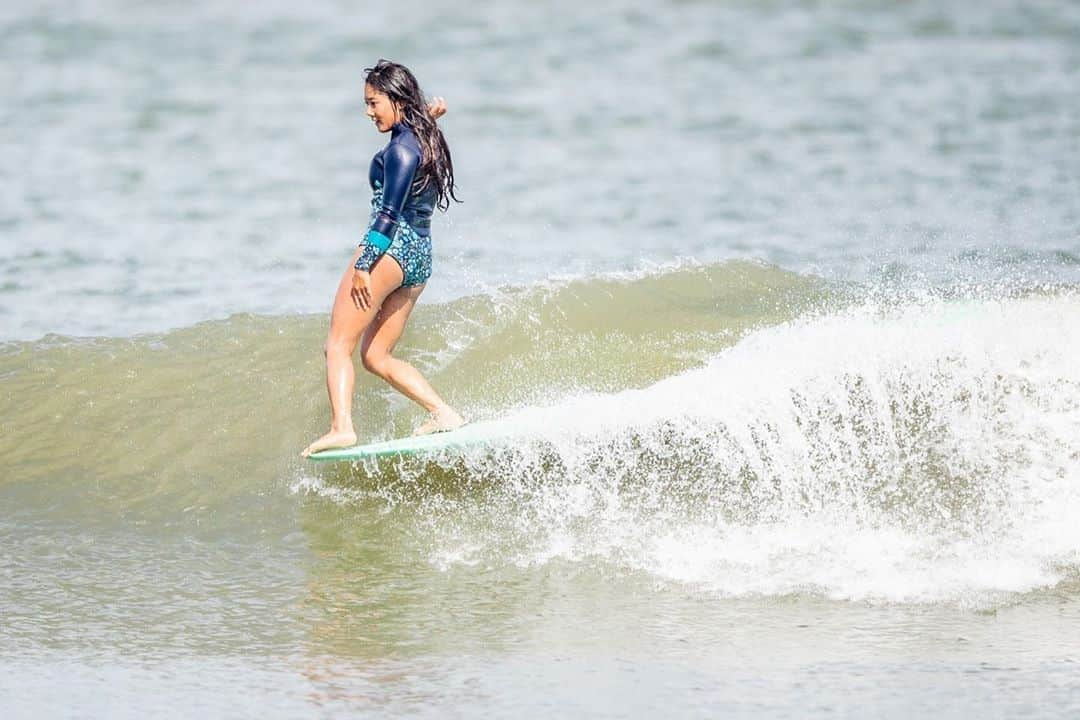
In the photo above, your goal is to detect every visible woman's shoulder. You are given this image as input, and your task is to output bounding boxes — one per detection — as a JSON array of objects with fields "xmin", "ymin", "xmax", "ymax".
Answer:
[
  {"xmin": 391, "ymin": 122, "xmax": 422, "ymax": 149},
  {"xmin": 385, "ymin": 129, "xmax": 421, "ymax": 168}
]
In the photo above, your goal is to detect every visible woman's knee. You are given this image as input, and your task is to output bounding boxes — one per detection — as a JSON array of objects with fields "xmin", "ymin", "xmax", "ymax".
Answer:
[
  {"xmin": 360, "ymin": 347, "xmax": 391, "ymax": 378},
  {"xmin": 324, "ymin": 335, "xmax": 356, "ymax": 359}
]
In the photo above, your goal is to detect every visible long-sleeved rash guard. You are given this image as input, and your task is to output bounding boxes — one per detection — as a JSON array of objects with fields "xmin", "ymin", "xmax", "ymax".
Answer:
[{"xmin": 355, "ymin": 122, "xmax": 436, "ymax": 273}]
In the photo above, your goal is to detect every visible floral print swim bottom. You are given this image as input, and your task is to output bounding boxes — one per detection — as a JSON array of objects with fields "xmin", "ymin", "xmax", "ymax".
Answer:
[
  {"xmin": 354, "ymin": 184, "xmax": 434, "ymax": 288},
  {"xmin": 383, "ymin": 221, "xmax": 432, "ymax": 288},
  {"xmin": 355, "ymin": 218, "xmax": 433, "ymax": 288}
]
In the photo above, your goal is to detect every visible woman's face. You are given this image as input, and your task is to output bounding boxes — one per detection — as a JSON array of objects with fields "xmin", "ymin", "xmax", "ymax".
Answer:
[{"xmin": 364, "ymin": 84, "xmax": 401, "ymax": 133}]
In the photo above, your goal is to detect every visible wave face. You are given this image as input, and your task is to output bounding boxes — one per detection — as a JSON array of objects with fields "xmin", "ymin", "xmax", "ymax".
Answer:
[
  {"xmin": 0, "ymin": 261, "xmax": 822, "ymax": 504},
  {"xmin": 4, "ymin": 263, "xmax": 1079, "ymax": 606},
  {"xmin": 304, "ymin": 289, "xmax": 1080, "ymax": 607}
]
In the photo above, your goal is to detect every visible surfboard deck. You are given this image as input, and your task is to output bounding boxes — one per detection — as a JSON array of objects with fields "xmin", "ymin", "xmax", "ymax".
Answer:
[{"xmin": 306, "ymin": 420, "xmax": 508, "ymax": 462}]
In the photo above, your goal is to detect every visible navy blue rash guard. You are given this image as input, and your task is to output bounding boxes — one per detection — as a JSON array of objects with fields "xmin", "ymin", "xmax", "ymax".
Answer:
[{"xmin": 356, "ymin": 121, "xmax": 437, "ymax": 272}]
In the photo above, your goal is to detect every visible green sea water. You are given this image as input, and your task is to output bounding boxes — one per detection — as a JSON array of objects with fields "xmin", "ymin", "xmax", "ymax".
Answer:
[{"xmin": 3, "ymin": 0, "xmax": 1080, "ymax": 717}]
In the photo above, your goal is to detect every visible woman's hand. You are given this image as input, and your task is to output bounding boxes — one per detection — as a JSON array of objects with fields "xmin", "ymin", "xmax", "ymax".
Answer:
[
  {"xmin": 427, "ymin": 96, "xmax": 448, "ymax": 120},
  {"xmin": 351, "ymin": 269, "xmax": 373, "ymax": 310}
]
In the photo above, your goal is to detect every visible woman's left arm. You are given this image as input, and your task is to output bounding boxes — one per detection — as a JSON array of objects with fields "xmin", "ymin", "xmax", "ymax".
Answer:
[
  {"xmin": 352, "ymin": 101, "xmax": 443, "ymax": 306},
  {"xmin": 354, "ymin": 143, "xmax": 421, "ymax": 277}
]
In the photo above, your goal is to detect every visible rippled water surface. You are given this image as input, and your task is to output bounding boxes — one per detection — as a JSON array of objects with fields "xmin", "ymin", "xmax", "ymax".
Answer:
[{"xmin": 3, "ymin": 1, "xmax": 1080, "ymax": 717}]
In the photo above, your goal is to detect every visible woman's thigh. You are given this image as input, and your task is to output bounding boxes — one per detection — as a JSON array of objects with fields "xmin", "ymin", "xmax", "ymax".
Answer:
[
  {"xmin": 327, "ymin": 251, "xmax": 405, "ymax": 350},
  {"xmin": 361, "ymin": 283, "xmax": 426, "ymax": 361}
]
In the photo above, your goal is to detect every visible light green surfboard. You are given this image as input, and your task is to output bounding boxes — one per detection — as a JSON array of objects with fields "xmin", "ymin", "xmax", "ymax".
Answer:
[{"xmin": 307, "ymin": 420, "xmax": 511, "ymax": 462}]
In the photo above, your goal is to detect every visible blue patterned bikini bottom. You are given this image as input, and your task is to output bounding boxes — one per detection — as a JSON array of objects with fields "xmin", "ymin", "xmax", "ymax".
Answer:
[
  {"xmin": 355, "ymin": 186, "xmax": 433, "ymax": 288},
  {"xmin": 382, "ymin": 221, "xmax": 432, "ymax": 288}
]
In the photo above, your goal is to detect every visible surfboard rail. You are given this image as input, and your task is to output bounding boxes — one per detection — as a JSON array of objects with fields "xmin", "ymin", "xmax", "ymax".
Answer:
[{"xmin": 307, "ymin": 420, "xmax": 508, "ymax": 462}]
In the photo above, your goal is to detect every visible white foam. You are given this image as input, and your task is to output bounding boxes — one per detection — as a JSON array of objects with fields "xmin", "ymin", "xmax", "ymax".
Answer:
[
  {"xmin": 437, "ymin": 293, "xmax": 1080, "ymax": 606},
  {"xmin": 289, "ymin": 474, "xmax": 368, "ymax": 505}
]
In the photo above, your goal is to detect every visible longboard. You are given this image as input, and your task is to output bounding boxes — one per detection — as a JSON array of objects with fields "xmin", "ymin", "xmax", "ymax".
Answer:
[{"xmin": 306, "ymin": 420, "xmax": 510, "ymax": 462}]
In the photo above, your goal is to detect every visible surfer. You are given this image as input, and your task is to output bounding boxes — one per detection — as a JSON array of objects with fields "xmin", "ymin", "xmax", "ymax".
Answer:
[{"xmin": 302, "ymin": 60, "xmax": 465, "ymax": 458}]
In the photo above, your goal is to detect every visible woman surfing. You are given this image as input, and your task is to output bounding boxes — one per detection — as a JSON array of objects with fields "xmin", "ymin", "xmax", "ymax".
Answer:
[{"xmin": 302, "ymin": 60, "xmax": 464, "ymax": 458}]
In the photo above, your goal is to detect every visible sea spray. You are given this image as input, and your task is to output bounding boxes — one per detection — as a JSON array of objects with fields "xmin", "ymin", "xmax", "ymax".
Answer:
[
  {"xmin": 5, "ymin": 266, "xmax": 1078, "ymax": 605},
  {"xmin": 307, "ymin": 293, "xmax": 1080, "ymax": 607}
]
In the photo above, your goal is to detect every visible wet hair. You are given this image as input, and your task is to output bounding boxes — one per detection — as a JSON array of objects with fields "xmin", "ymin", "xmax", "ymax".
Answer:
[{"xmin": 364, "ymin": 59, "xmax": 460, "ymax": 211}]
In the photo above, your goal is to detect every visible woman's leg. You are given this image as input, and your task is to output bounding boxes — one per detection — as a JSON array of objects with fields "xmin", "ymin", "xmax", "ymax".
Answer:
[
  {"xmin": 301, "ymin": 250, "xmax": 404, "ymax": 457},
  {"xmin": 360, "ymin": 284, "xmax": 465, "ymax": 434}
]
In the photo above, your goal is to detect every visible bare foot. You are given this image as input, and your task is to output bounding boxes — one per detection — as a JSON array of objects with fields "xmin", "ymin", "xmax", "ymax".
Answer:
[
  {"xmin": 301, "ymin": 429, "xmax": 358, "ymax": 457},
  {"xmin": 413, "ymin": 406, "xmax": 465, "ymax": 436}
]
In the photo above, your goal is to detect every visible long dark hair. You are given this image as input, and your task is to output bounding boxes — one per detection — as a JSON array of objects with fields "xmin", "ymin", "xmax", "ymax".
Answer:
[{"xmin": 364, "ymin": 60, "xmax": 460, "ymax": 211}]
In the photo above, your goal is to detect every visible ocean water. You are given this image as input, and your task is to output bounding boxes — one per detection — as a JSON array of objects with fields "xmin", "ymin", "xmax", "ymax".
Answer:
[{"xmin": 2, "ymin": 1, "xmax": 1080, "ymax": 717}]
